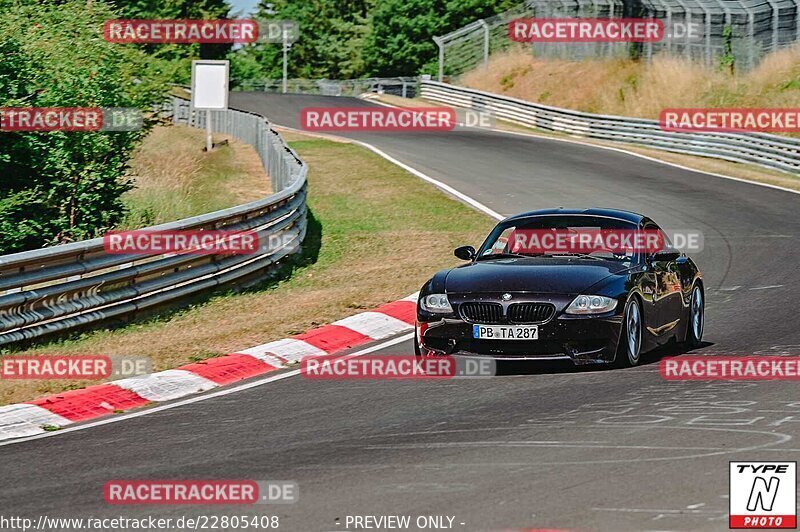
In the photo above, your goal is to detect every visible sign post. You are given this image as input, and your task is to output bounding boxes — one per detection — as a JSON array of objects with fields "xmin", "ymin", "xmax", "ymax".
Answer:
[{"xmin": 191, "ymin": 60, "xmax": 229, "ymax": 152}]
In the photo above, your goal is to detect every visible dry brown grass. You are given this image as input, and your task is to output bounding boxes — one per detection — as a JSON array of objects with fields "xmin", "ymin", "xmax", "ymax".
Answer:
[
  {"xmin": 460, "ymin": 47, "xmax": 800, "ymax": 118},
  {"xmin": 0, "ymin": 134, "xmax": 493, "ymax": 406},
  {"xmin": 121, "ymin": 125, "xmax": 270, "ymax": 228},
  {"xmin": 407, "ymin": 46, "xmax": 800, "ymax": 188}
]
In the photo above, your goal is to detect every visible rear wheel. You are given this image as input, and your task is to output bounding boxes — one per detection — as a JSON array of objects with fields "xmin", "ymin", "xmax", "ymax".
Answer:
[
  {"xmin": 684, "ymin": 284, "xmax": 704, "ymax": 347},
  {"xmin": 616, "ymin": 297, "xmax": 642, "ymax": 367}
]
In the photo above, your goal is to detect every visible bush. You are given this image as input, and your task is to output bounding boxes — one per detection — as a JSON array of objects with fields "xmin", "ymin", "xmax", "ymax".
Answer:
[{"xmin": 0, "ymin": 0, "xmax": 170, "ymax": 252}]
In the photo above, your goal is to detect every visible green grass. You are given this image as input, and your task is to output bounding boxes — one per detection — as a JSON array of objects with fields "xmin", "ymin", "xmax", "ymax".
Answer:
[{"xmin": 0, "ymin": 135, "xmax": 494, "ymax": 406}]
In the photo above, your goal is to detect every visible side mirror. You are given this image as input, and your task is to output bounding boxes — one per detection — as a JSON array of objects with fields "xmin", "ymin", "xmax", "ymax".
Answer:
[
  {"xmin": 454, "ymin": 245, "xmax": 476, "ymax": 261},
  {"xmin": 650, "ymin": 250, "xmax": 681, "ymax": 262}
]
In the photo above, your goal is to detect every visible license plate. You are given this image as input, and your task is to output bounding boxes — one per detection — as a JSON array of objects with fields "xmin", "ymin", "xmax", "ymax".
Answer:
[{"xmin": 473, "ymin": 324, "xmax": 539, "ymax": 340}]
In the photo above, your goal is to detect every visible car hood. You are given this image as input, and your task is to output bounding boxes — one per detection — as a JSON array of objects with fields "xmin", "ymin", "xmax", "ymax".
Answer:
[{"xmin": 444, "ymin": 257, "xmax": 630, "ymax": 294}]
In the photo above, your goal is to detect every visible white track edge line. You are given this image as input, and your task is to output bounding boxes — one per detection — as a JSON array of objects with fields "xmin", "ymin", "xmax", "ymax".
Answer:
[
  {"xmin": 364, "ymin": 94, "xmax": 800, "ymax": 198},
  {"xmin": 274, "ymin": 124, "xmax": 504, "ymax": 221},
  {"xmin": 493, "ymin": 127, "xmax": 800, "ymax": 197},
  {"xmin": 352, "ymin": 140, "xmax": 505, "ymax": 221},
  {"xmin": 0, "ymin": 333, "xmax": 414, "ymax": 447}
]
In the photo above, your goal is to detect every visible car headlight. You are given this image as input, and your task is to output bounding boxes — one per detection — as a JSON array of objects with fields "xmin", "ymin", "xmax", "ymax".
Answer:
[
  {"xmin": 565, "ymin": 295, "xmax": 617, "ymax": 315},
  {"xmin": 420, "ymin": 293, "xmax": 453, "ymax": 313}
]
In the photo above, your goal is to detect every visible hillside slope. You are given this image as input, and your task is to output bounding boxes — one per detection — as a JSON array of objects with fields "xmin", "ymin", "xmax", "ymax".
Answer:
[{"xmin": 460, "ymin": 47, "xmax": 800, "ymax": 119}]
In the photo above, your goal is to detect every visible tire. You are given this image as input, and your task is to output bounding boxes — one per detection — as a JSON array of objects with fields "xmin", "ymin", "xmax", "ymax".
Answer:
[
  {"xmin": 684, "ymin": 284, "xmax": 704, "ymax": 347},
  {"xmin": 414, "ymin": 330, "xmax": 422, "ymax": 358},
  {"xmin": 615, "ymin": 297, "xmax": 643, "ymax": 367}
]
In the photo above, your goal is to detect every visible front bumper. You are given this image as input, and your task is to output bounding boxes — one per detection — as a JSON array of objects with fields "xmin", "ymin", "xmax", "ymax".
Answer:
[{"xmin": 418, "ymin": 313, "xmax": 623, "ymax": 365}]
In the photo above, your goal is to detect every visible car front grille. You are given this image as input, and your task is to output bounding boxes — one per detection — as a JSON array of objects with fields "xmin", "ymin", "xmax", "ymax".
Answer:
[
  {"xmin": 507, "ymin": 303, "xmax": 556, "ymax": 324},
  {"xmin": 459, "ymin": 302, "xmax": 503, "ymax": 324}
]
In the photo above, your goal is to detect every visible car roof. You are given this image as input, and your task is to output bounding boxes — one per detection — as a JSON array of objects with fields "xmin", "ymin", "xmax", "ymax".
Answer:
[{"xmin": 504, "ymin": 208, "xmax": 645, "ymax": 225}]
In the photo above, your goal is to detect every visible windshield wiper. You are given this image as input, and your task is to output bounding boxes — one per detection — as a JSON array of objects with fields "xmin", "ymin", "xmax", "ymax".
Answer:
[
  {"xmin": 541, "ymin": 252, "xmax": 605, "ymax": 260},
  {"xmin": 476, "ymin": 252, "xmax": 534, "ymax": 260}
]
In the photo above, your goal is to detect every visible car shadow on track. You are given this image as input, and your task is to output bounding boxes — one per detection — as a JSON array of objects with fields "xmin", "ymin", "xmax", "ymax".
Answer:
[{"xmin": 492, "ymin": 340, "xmax": 715, "ymax": 376}]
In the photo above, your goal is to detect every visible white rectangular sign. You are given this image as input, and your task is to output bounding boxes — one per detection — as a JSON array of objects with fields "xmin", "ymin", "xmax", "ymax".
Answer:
[{"xmin": 191, "ymin": 60, "xmax": 229, "ymax": 110}]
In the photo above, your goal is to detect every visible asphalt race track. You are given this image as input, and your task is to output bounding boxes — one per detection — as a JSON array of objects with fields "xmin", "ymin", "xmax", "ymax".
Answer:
[{"xmin": 1, "ymin": 93, "xmax": 799, "ymax": 531}]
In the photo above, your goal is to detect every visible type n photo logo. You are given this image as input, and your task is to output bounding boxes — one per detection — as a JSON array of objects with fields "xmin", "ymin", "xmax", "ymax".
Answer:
[{"xmin": 730, "ymin": 462, "xmax": 797, "ymax": 529}]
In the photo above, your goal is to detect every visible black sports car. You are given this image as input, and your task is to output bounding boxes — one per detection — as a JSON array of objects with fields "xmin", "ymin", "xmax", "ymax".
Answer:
[{"xmin": 415, "ymin": 208, "xmax": 704, "ymax": 367}]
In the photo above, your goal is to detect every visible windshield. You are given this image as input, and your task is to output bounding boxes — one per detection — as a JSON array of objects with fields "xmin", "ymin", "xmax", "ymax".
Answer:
[{"xmin": 477, "ymin": 215, "xmax": 650, "ymax": 264}]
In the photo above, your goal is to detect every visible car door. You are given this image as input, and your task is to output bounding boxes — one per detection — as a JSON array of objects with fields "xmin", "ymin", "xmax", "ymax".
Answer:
[
  {"xmin": 638, "ymin": 222, "xmax": 660, "ymax": 335},
  {"xmin": 647, "ymin": 222, "xmax": 683, "ymax": 339}
]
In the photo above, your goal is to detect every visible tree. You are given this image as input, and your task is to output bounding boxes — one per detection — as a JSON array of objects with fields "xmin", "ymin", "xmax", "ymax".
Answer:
[
  {"xmin": 0, "ymin": 0, "xmax": 170, "ymax": 252},
  {"xmin": 229, "ymin": 0, "xmax": 373, "ymax": 84},
  {"xmin": 364, "ymin": 0, "xmax": 518, "ymax": 77},
  {"xmin": 108, "ymin": 0, "xmax": 233, "ymax": 83}
]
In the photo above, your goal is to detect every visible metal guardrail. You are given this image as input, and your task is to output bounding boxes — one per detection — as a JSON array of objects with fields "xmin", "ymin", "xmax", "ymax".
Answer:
[
  {"xmin": 233, "ymin": 77, "xmax": 419, "ymax": 98},
  {"xmin": 420, "ymin": 80, "xmax": 800, "ymax": 175},
  {"xmin": 0, "ymin": 97, "xmax": 308, "ymax": 347}
]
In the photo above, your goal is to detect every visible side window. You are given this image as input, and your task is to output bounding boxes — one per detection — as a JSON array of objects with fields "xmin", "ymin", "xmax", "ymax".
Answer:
[
  {"xmin": 483, "ymin": 226, "xmax": 517, "ymax": 256},
  {"xmin": 643, "ymin": 222, "xmax": 675, "ymax": 257},
  {"xmin": 646, "ymin": 222, "xmax": 672, "ymax": 250}
]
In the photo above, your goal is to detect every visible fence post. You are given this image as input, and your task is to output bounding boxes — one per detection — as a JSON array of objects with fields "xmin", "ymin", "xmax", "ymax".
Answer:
[
  {"xmin": 696, "ymin": 3, "xmax": 712, "ymax": 66},
  {"xmin": 764, "ymin": 0, "xmax": 781, "ymax": 52},
  {"xmin": 672, "ymin": 0, "xmax": 692, "ymax": 58},
  {"xmin": 645, "ymin": 0, "xmax": 664, "ymax": 61},
  {"xmin": 710, "ymin": 0, "xmax": 733, "ymax": 67},
  {"xmin": 478, "ymin": 19, "xmax": 490, "ymax": 66},
  {"xmin": 748, "ymin": 7, "xmax": 755, "ymax": 68},
  {"xmin": 433, "ymin": 36, "xmax": 444, "ymax": 82},
  {"xmin": 665, "ymin": 4, "xmax": 673, "ymax": 52}
]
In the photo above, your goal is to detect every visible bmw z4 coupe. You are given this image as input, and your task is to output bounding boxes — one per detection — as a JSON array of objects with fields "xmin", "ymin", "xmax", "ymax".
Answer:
[{"xmin": 415, "ymin": 208, "xmax": 704, "ymax": 367}]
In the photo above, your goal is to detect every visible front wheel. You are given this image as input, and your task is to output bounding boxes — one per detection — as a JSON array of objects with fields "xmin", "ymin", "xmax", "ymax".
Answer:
[
  {"xmin": 615, "ymin": 297, "xmax": 643, "ymax": 367},
  {"xmin": 684, "ymin": 284, "xmax": 704, "ymax": 347}
]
